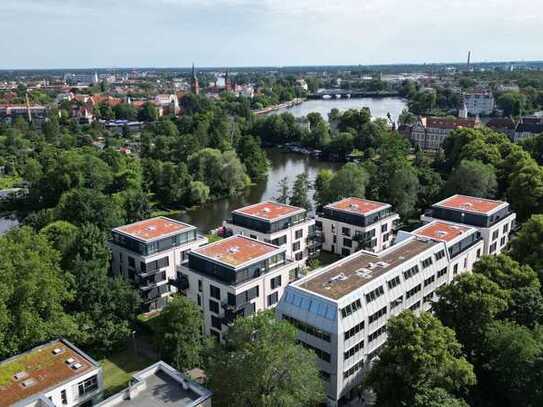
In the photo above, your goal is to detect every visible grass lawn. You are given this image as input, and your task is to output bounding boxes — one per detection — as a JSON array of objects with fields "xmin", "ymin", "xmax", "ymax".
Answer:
[
  {"xmin": 0, "ymin": 175, "xmax": 22, "ymax": 189},
  {"xmin": 100, "ymin": 346, "xmax": 158, "ymax": 397},
  {"xmin": 318, "ymin": 251, "xmax": 341, "ymax": 267}
]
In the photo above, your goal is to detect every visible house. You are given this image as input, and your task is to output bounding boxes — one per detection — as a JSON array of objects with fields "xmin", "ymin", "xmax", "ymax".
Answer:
[
  {"xmin": 463, "ymin": 91, "xmax": 495, "ymax": 116},
  {"xmin": 410, "ymin": 116, "xmax": 480, "ymax": 150},
  {"xmin": 97, "ymin": 361, "xmax": 212, "ymax": 407},
  {"xmin": 154, "ymin": 94, "xmax": 180, "ymax": 116},
  {"xmin": 486, "ymin": 117, "xmax": 516, "ymax": 139},
  {"xmin": 223, "ymin": 201, "xmax": 318, "ymax": 271},
  {"xmin": 0, "ymin": 105, "xmax": 48, "ymax": 125},
  {"xmin": 0, "ymin": 338, "xmax": 103, "ymax": 407},
  {"xmin": 109, "ymin": 217, "xmax": 208, "ymax": 312},
  {"xmin": 513, "ymin": 116, "xmax": 543, "ymax": 142},
  {"xmin": 178, "ymin": 235, "xmax": 298, "ymax": 341},
  {"xmin": 316, "ymin": 198, "xmax": 400, "ymax": 256},
  {"xmin": 421, "ymin": 194, "xmax": 516, "ymax": 255}
]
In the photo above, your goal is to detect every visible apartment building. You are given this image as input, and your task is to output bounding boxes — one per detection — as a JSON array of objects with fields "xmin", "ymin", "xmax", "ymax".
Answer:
[
  {"xmin": 1, "ymin": 339, "xmax": 103, "ymax": 407},
  {"xmin": 223, "ymin": 201, "xmax": 318, "ymax": 270},
  {"xmin": 410, "ymin": 116, "xmax": 480, "ymax": 150},
  {"xmin": 463, "ymin": 92, "xmax": 495, "ymax": 116},
  {"xmin": 97, "ymin": 361, "xmax": 212, "ymax": 407},
  {"xmin": 276, "ymin": 236, "xmax": 452, "ymax": 406},
  {"xmin": 179, "ymin": 235, "xmax": 298, "ymax": 341},
  {"xmin": 421, "ymin": 194, "xmax": 516, "ymax": 255},
  {"xmin": 317, "ymin": 197, "xmax": 400, "ymax": 256},
  {"xmin": 109, "ymin": 217, "xmax": 208, "ymax": 312}
]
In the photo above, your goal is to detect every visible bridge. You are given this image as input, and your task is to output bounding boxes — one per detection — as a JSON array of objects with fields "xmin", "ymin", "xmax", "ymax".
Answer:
[{"xmin": 307, "ymin": 90, "xmax": 401, "ymax": 100}]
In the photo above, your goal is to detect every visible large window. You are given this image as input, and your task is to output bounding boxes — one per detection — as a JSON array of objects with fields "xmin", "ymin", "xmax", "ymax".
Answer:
[
  {"xmin": 210, "ymin": 284, "xmax": 221, "ymax": 300},
  {"xmin": 387, "ymin": 276, "xmax": 400, "ymax": 290},
  {"xmin": 365, "ymin": 286, "xmax": 385, "ymax": 303},
  {"xmin": 406, "ymin": 284, "xmax": 422, "ymax": 299},
  {"xmin": 344, "ymin": 320, "xmax": 365, "ymax": 340},
  {"xmin": 403, "ymin": 265, "xmax": 420, "ymax": 280},
  {"xmin": 368, "ymin": 306, "xmax": 387, "ymax": 324},
  {"xmin": 421, "ymin": 257, "xmax": 433, "ymax": 269},
  {"xmin": 283, "ymin": 314, "xmax": 331, "ymax": 342},
  {"xmin": 295, "ymin": 229, "xmax": 303, "ymax": 239},
  {"xmin": 78, "ymin": 375, "xmax": 98, "ymax": 397},
  {"xmin": 341, "ymin": 299, "xmax": 362, "ymax": 318},
  {"xmin": 267, "ymin": 292, "xmax": 279, "ymax": 306},
  {"xmin": 209, "ymin": 299, "xmax": 220, "ymax": 314},
  {"xmin": 270, "ymin": 275, "xmax": 282, "ymax": 290},
  {"xmin": 344, "ymin": 339, "xmax": 364, "ymax": 361}
]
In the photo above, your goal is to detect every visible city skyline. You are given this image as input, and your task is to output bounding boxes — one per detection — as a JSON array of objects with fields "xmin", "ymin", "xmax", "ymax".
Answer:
[{"xmin": 1, "ymin": 0, "xmax": 541, "ymax": 70}]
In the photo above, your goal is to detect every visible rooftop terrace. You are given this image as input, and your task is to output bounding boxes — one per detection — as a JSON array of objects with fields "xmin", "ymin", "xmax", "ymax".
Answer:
[
  {"xmin": 233, "ymin": 201, "xmax": 304, "ymax": 221},
  {"xmin": 193, "ymin": 235, "xmax": 280, "ymax": 268},
  {"xmin": 325, "ymin": 197, "xmax": 389, "ymax": 216},
  {"xmin": 0, "ymin": 339, "xmax": 98, "ymax": 406},
  {"xmin": 114, "ymin": 217, "xmax": 193, "ymax": 242},
  {"xmin": 413, "ymin": 221, "xmax": 471, "ymax": 243},
  {"xmin": 433, "ymin": 194, "xmax": 506, "ymax": 215},
  {"xmin": 299, "ymin": 238, "xmax": 439, "ymax": 300}
]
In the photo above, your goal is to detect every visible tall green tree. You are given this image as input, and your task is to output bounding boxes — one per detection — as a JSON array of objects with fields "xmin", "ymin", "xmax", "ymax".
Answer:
[
  {"xmin": 507, "ymin": 161, "xmax": 543, "ymax": 221},
  {"xmin": 289, "ymin": 172, "xmax": 312, "ymax": 210},
  {"xmin": 511, "ymin": 214, "xmax": 543, "ymax": 279},
  {"xmin": 207, "ymin": 311, "xmax": 325, "ymax": 407},
  {"xmin": 445, "ymin": 160, "xmax": 497, "ymax": 198}
]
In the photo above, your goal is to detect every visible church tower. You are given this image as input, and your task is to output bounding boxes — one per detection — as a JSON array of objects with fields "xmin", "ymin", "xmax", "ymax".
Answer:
[{"xmin": 191, "ymin": 63, "xmax": 200, "ymax": 95}]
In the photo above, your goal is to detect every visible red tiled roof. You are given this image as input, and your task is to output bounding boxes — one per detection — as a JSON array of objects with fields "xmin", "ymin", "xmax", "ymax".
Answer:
[
  {"xmin": 194, "ymin": 235, "xmax": 278, "ymax": 267},
  {"xmin": 426, "ymin": 117, "xmax": 477, "ymax": 129},
  {"xmin": 234, "ymin": 201, "xmax": 304, "ymax": 221}
]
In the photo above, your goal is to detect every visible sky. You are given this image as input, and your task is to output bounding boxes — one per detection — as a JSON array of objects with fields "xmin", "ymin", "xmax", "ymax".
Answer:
[{"xmin": 0, "ymin": 0, "xmax": 541, "ymax": 69}]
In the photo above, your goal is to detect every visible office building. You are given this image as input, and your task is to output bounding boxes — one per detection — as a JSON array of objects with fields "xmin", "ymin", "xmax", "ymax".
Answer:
[
  {"xmin": 1, "ymin": 339, "xmax": 103, "ymax": 407},
  {"xmin": 421, "ymin": 194, "xmax": 516, "ymax": 255},
  {"xmin": 109, "ymin": 217, "xmax": 208, "ymax": 312},
  {"xmin": 317, "ymin": 197, "xmax": 400, "ymax": 256},
  {"xmin": 179, "ymin": 235, "xmax": 298, "ymax": 340},
  {"xmin": 223, "ymin": 201, "xmax": 318, "ymax": 270}
]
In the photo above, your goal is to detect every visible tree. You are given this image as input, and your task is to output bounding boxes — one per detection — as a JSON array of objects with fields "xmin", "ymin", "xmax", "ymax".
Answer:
[
  {"xmin": 39, "ymin": 220, "xmax": 79, "ymax": 267},
  {"xmin": 207, "ymin": 311, "xmax": 325, "ymax": 407},
  {"xmin": 274, "ymin": 177, "xmax": 290, "ymax": 204},
  {"xmin": 507, "ymin": 161, "xmax": 543, "ymax": 221},
  {"xmin": 289, "ymin": 172, "xmax": 312, "ymax": 210},
  {"xmin": 0, "ymin": 227, "xmax": 76, "ymax": 358},
  {"xmin": 314, "ymin": 163, "xmax": 369, "ymax": 207},
  {"xmin": 137, "ymin": 102, "xmax": 159, "ymax": 122},
  {"xmin": 189, "ymin": 181, "xmax": 210, "ymax": 205},
  {"xmin": 313, "ymin": 169, "xmax": 334, "ymax": 208},
  {"xmin": 473, "ymin": 254, "xmax": 540, "ymax": 291},
  {"xmin": 113, "ymin": 103, "xmax": 137, "ymax": 120},
  {"xmin": 445, "ymin": 160, "xmax": 497, "ymax": 198},
  {"xmin": 505, "ymin": 287, "xmax": 543, "ymax": 329},
  {"xmin": 378, "ymin": 160, "xmax": 419, "ymax": 219},
  {"xmin": 237, "ymin": 135, "xmax": 269, "ymax": 181},
  {"xmin": 496, "ymin": 92, "xmax": 526, "ymax": 117},
  {"xmin": 413, "ymin": 387, "xmax": 470, "ymax": 407},
  {"xmin": 365, "ymin": 311, "xmax": 475, "ymax": 407},
  {"xmin": 511, "ymin": 215, "xmax": 543, "ymax": 279},
  {"xmin": 432, "ymin": 274, "xmax": 510, "ymax": 357},
  {"xmin": 155, "ymin": 296, "xmax": 206, "ymax": 372}
]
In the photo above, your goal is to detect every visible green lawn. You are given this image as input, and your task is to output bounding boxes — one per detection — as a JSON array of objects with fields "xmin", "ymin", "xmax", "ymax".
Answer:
[
  {"xmin": 0, "ymin": 176, "xmax": 22, "ymax": 189},
  {"xmin": 100, "ymin": 347, "xmax": 158, "ymax": 397}
]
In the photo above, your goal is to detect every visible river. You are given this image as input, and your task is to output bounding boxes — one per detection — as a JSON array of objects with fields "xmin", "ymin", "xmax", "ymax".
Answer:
[
  {"xmin": 269, "ymin": 97, "xmax": 407, "ymax": 122},
  {"xmin": 176, "ymin": 148, "xmax": 341, "ymax": 233}
]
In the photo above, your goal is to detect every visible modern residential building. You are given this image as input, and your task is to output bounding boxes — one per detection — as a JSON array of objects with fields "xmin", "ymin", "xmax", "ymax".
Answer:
[
  {"xmin": 276, "ymin": 235, "xmax": 454, "ymax": 406},
  {"xmin": 1, "ymin": 339, "xmax": 103, "ymax": 407},
  {"xmin": 317, "ymin": 197, "xmax": 400, "ymax": 256},
  {"xmin": 223, "ymin": 201, "xmax": 318, "ymax": 270},
  {"xmin": 410, "ymin": 116, "xmax": 480, "ymax": 150},
  {"xmin": 421, "ymin": 194, "xmax": 516, "ymax": 255},
  {"xmin": 178, "ymin": 235, "xmax": 298, "ymax": 341},
  {"xmin": 109, "ymin": 217, "xmax": 208, "ymax": 312},
  {"xmin": 463, "ymin": 91, "xmax": 495, "ymax": 116},
  {"xmin": 97, "ymin": 361, "xmax": 212, "ymax": 407}
]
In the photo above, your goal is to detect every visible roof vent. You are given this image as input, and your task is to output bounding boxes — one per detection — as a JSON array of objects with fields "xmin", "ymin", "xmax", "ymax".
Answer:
[
  {"xmin": 52, "ymin": 348, "xmax": 63, "ymax": 355},
  {"xmin": 376, "ymin": 261, "xmax": 390, "ymax": 268},
  {"xmin": 461, "ymin": 203, "xmax": 473, "ymax": 209},
  {"xmin": 66, "ymin": 358, "xmax": 75, "ymax": 364},
  {"xmin": 13, "ymin": 371, "xmax": 28, "ymax": 381},
  {"xmin": 367, "ymin": 262, "xmax": 377, "ymax": 270},
  {"xmin": 228, "ymin": 246, "xmax": 240, "ymax": 254},
  {"xmin": 436, "ymin": 230, "xmax": 448, "ymax": 238},
  {"xmin": 349, "ymin": 203, "xmax": 359, "ymax": 209},
  {"xmin": 329, "ymin": 273, "xmax": 348, "ymax": 284},
  {"xmin": 262, "ymin": 207, "xmax": 271, "ymax": 213},
  {"xmin": 21, "ymin": 378, "xmax": 37, "ymax": 388},
  {"xmin": 356, "ymin": 269, "xmax": 373, "ymax": 279},
  {"xmin": 145, "ymin": 225, "xmax": 156, "ymax": 231},
  {"xmin": 72, "ymin": 362, "xmax": 83, "ymax": 370}
]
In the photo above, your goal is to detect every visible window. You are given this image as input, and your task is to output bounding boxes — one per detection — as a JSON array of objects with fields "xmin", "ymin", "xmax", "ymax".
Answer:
[
  {"xmin": 210, "ymin": 284, "xmax": 221, "ymax": 300},
  {"xmin": 365, "ymin": 286, "xmax": 385, "ymax": 303},
  {"xmin": 453, "ymin": 263, "xmax": 458, "ymax": 275},
  {"xmin": 295, "ymin": 229, "xmax": 303, "ymax": 239},
  {"xmin": 341, "ymin": 299, "xmax": 362, "ymax": 318},
  {"xmin": 435, "ymin": 250, "xmax": 446, "ymax": 261},
  {"xmin": 492, "ymin": 230, "xmax": 499, "ymax": 241},
  {"xmin": 331, "ymin": 224, "xmax": 336, "ymax": 234},
  {"xmin": 272, "ymin": 235, "xmax": 287, "ymax": 246},
  {"xmin": 409, "ymin": 301, "xmax": 421, "ymax": 311},
  {"xmin": 344, "ymin": 339, "xmax": 365, "ymax": 360},
  {"xmin": 437, "ymin": 267, "xmax": 447, "ymax": 279},
  {"xmin": 422, "ymin": 257, "xmax": 433, "ymax": 268},
  {"xmin": 270, "ymin": 275, "xmax": 282, "ymax": 290},
  {"xmin": 61, "ymin": 390, "xmax": 67, "ymax": 405},
  {"xmin": 344, "ymin": 360, "xmax": 364, "ymax": 379},
  {"xmin": 333, "ymin": 235, "xmax": 337, "ymax": 244},
  {"xmin": 250, "ymin": 234, "xmax": 257, "ymax": 239},
  {"xmin": 383, "ymin": 233, "xmax": 390, "ymax": 241},
  {"xmin": 403, "ymin": 265, "xmax": 420, "ymax": 280},
  {"xmin": 344, "ymin": 321, "xmax": 365, "ymax": 340},
  {"xmin": 381, "ymin": 223, "xmax": 388, "ymax": 233},
  {"xmin": 368, "ymin": 306, "xmax": 387, "ymax": 324},
  {"xmin": 210, "ymin": 329, "xmax": 221, "ymax": 341},
  {"xmin": 490, "ymin": 242, "xmax": 497, "ymax": 253},
  {"xmin": 424, "ymin": 275, "xmax": 435, "ymax": 287},
  {"xmin": 211, "ymin": 315, "xmax": 222, "ymax": 330},
  {"xmin": 128, "ymin": 256, "xmax": 135, "ymax": 267},
  {"xmin": 342, "ymin": 227, "xmax": 351, "ymax": 236},
  {"xmin": 298, "ymin": 340, "xmax": 331, "ymax": 363},
  {"xmin": 198, "ymin": 280, "xmax": 202, "ymax": 292},
  {"xmin": 368, "ymin": 326, "xmax": 387, "ymax": 342},
  {"xmin": 423, "ymin": 293, "xmax": 434, "ymax": 303},
  {"xmin": 406, "ymin": 284, "xmax": 421, "ymax": 299},
  {"xmin": 292, "ymin": 241, "xmax": 301, "ymax": 252},
  {"xmin": 343, "ymin": 238, "xmax": 352, "ymax": 248},
  {"xmin": 503, "ymin": 223, "xmax": 509, "ymax": 233},
  {"xmin": 209, "ymin": 299, "xmax": 219, "ymax": 314},
  {"xmin": 267, "ymin": 292, "xmax": 279, "ymax": 306},
  {"xmin": 342, "ymin": 248, "xmax": 351, "ymax": 257},
  {"xmin": 197, "ymin": 294, "xmax": 201, "ymax": 306},
  {"xmin": 500, "ymin": 236, "xmax": 506, "ymax": 247},
  {"xmin": 390, "ymin": 295, "xmax": 403, "ymax": 309},
  {"xmin": 283, "ymin": 315, "xmax": 331, "ymax": 342},
  {"xmin": 387, "ymin": 276, "xmax": 401, "ymax": 290},
  {"xmin": 477, "ymin": 248, "xmax": 481, "ymax": 258},
  {"xmin": 295, "ymin": 252, "xmax": 303, "ymax": 261},
  {"xmin": 78, "ymin": 375, "xmax": 98, "ymax": 397}
]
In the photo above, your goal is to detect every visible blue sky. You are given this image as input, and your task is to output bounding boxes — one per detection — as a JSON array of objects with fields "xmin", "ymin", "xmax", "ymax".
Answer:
[{"xmin": 0, "ymin": 0, "xmax": 540, "ymax": 69}]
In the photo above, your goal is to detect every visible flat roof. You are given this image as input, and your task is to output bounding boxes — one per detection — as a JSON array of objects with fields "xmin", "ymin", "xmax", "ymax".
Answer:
[
  {"xmin": 325, "ymin": 197, "xmax": 390, "ymax": 216},
  {"xmin": 298, "ymin": 238, "xmax": 439, "ymax": 300},
  {"xmin": 233, "ymin": 201, "xmax": 304, "ymax": 222},
  {"xmin": 193, "ymin": 235, "xmax": 280, "ymax": 268},
  {"xmin": 114, "ymin": 217, "xmax": 194, "ymax": 242},
  {"xmin": 0, "ymin": 339, "xmax": 99, "ymax": 406},
  {"xmin": 413, "ymin": 221, "xmax": 471, "ymax": 243},
  {"xmin": 434, "ymin": 194, "xmax": 507, "ymax": 215}
]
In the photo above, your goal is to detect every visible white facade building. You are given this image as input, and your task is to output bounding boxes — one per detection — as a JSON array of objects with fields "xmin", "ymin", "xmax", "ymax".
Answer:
[
  {"xmin": 463, "ymin": 92, "xmax": 495, "ymax": 116},
  {"xmin": 223, "ymin": 201, "xmax": 318, "ymax": 272},
  {"xmin": 421, "ymin": 194, "xmax": 516, "ymax": 256},
  {"xmin": 2, "ymin": 339, "xmax": 103, "ymax": 407},
  {"xmin": 179, "ymin": 235, "xmax": 298, "ymax": 341},
  {"xmin": 317, "ymin": 197, "xmax": 400, "ymax": 256},
  {"xmin": 109, "ymin": 217, "xmax": 208, "ymax": 312}
]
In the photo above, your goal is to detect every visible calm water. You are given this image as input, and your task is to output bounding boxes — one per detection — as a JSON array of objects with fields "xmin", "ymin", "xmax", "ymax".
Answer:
[
  {"xmin": 270, "ymin": 97, "xmax": 407, "ymax": 123},
  {"xmin": 176, "ymin": 148, "xmax": 340, "ymax": 233}
]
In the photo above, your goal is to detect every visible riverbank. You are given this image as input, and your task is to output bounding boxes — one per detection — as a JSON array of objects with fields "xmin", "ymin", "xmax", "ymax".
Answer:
[{"xmin": 253, "ymin": 98, "xmax": 304, "ymax": 116}]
